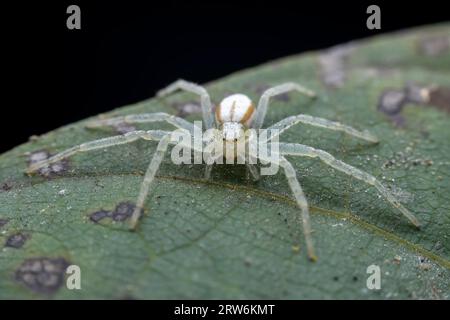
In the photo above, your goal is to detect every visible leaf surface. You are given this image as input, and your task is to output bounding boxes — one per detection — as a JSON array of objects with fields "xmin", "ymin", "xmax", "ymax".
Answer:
[{"xmin": 1, "ymin": 24, "xmax": 449, "ymax": 299}]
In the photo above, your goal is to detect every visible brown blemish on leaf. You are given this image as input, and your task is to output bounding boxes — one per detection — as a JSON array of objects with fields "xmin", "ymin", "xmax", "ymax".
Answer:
[
  {"xmin": 318, "ymin": 44, "xmax": 356, "ymax": 89},
  {"xmin": 418, "ymin": 35, "xmax": 450, "ymax": 57},
  {"xmin": 89, "ymin": 202, "xmax": 136, "ymax": 223},
  {"xmin": 378, "ymin": 83, "xmax": 449, "ymax": 126},
  {"xmin": 406, "ymin": 83, "xmax": 432, "ymax": 105},
  {"xmin": 429, "ymin": 87, "xmax": 450, "ymax": 113},
  {"xmin": 15, "ymin": 257, "xmax": 69, "ymax": 295},
  {"xmin": 5, "ymin": 233, "xmax": 30, "ymax": 249},
  {"xmin": 172, "ymin": 101, "xmax": 203, "ymax": 118},
  {"xmin": 27, "ymin": 150, "xmax": 70, "ymax": 178}
]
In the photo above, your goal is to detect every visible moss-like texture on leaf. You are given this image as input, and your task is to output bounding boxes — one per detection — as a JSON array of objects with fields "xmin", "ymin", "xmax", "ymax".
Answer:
[{"xmin": 1, "ymin": 24, "xmax": 449, "ymax": 299}]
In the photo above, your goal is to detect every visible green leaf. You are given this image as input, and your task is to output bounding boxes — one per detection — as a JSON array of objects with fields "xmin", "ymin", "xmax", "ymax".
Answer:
[{"xmin": 1, "ymin": 24, "xmax": 449, "ymax": 299}]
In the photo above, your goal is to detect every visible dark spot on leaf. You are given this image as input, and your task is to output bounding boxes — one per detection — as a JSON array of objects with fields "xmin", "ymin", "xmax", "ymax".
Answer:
[
  {"xmin": 1, "ymin": 181, "xmax": 13, "ymax": 191},
  {"xmin": 418, "ymin": 35, "xmax": 449, "ymax": 57},
  {"xmin": 0, "ymin": 219, "xmax": 8, "ymax": 228},
  {"xmin": 429, "ymin": 87, "xmax": 450, "ymax": 113},
  {"xmin": 15, "ymin": 257, "xmax": 69, "ymax": 295},
  {"xmin": 378, "ymin": 89, "xmax": 407, "ymax": 116},
  {"xmin": 89, "ymin": 210, "xmax": 110, "ymax": 223},
  {"xmin": 319, "ymin": 44, "xmax": 355, "ymax": 89},
  {"xmin": 5, "ymin": 233, "xmax": 30, "ymax": 249},
  {"xmin": 378, "ymin": 83, "xmax": 449, "ymax": 126},
  {"xmin": 333, "ymin": 276, "xmax": 339, "ymax": 281},
  {"xmin": 27, "ymin": 150, "xmax": 70, "ymax": 178},
  {"xmin": 352, "ymin": 276, "xmax": 358, "ymax": 282},
  {"xmin": 172, "ymin": 101, "xmax": 203, "ymax": 118},
  {"xmin": 89, "ymin": 202, "xmax": 136, "ymax": 223},
  {"xmin": 112, "ymin": 202, "xmax": 135, "ymax": 222}
]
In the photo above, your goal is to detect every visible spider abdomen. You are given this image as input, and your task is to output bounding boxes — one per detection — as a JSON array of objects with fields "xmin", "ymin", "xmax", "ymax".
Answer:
[{"xmin": 216, "ymin": 94, "xmax": 255, "ymax": 126}]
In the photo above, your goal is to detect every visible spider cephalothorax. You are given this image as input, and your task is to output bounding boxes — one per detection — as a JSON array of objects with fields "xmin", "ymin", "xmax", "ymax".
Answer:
[
  {"xmin": 27, "ymin": 79, "xmax": 421, "ymax": 262},
  {"xmin": 214, "ymin": 94, "xmax": 256, "ymax": 161}
]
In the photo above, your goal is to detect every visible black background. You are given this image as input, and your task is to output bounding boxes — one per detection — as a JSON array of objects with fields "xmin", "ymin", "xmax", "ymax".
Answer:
[{"xmin": 3, "ymin": 0, "xmax": 449, "ymax": 153}]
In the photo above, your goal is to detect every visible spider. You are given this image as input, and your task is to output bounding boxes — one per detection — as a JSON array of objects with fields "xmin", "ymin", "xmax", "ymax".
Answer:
[{"xmin": 27, "ymin": 79, "xmax": 421, "ymax": 261}]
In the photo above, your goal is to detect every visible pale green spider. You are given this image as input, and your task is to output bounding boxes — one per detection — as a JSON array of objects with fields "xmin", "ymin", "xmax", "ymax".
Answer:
[{"xmin": 27, "ymin": 80, "xmax": 421, "ymax": 261}]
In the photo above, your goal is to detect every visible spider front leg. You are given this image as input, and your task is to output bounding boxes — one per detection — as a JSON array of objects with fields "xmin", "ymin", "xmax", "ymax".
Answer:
[
  {"xmin": 252, "ymin": 82, "xmax": 317, "ymax": 130},
  {"xmin": 257, "ymin": 152, "xmax": 316, "ymax": 260},
  {"xmin": 130, "ymin": 134, "xmax": 172, "ymax": 229},
  {"xmin": 157, "ymin": 79, "xmax": 215, "ymax": 130},
  {"xmin": 277, "ymin": 143, "xmax": 421, "ymax": 227},
  {"xmin": 86, "ymin": 112, "xmax": 199, "ymax": 134},
  {"xmin": 246, "ymin": 164, "xmax": 260, "ymax": 181},
  {"xmin": 263, "ymin": 115, "xmax": 379, "ymax": 144},
  {"xmin": 26, "ymin": 130, "xmax": 170, "ymax": 175},
  {"xmin": 204, "ymin": 165, "xmax": 214, "ymax": 180},
  {"xmin": 279, "ymin": 156, "xmax": 317, "ymax": 261}
]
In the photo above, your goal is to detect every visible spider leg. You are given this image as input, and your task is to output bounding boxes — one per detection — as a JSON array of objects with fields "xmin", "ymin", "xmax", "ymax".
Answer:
[
  {"xmin": 263, "ymin": 115, "xmax": 379, "ymax": 144},
  {"xmin": 157, "ymin": 79, "xmax": 215, "ymax": 130},
  {"xmin": 130, "ymin": 134, "xmax": 172, "ymax": 229},
  {"xmin": 252, "ymin": 83, "xmax": 317, "ymax": 129},
  {"xmin": 86, "ymin": 112, "xmax": 198, "ymax": 134},
  {"xmin": 276, "ymin": 142, "xmax": 421, "ymax": 227},
  {"xmin": 26, "ymin": 130, "xmax": 171, "ymax": 174},
  {"xmin": 279, "ymin": 156, "xmax": 317, "ymax": 261},
  {"xmin": 246, "ymin": 164, "xmax": 260, "ymax": 181},
  {"xmin": 204, "ymin": 165, "xmax": 214, "ymax": 180}
]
